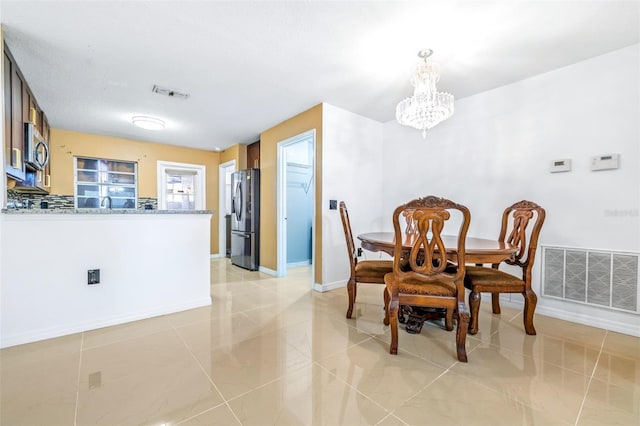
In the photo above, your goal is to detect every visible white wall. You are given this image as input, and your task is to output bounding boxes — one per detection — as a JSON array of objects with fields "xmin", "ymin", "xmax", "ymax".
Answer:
[
  {"xmin": 321, "ymin": 103, "xmax": 385, "ymax": 289},
  {"xmin": 381, "ymin": 44, "xmax": 640, "ymax": 335},
  {"xmin": 1, "ymin": 213, "xmax": 212, "ymax": 348}
]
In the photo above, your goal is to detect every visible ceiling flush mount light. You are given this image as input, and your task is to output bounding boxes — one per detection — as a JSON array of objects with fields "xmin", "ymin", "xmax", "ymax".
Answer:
[
  {"xmin": 132, "ymin": 115, "xmax": 165, "ymax": 130},
  {"xmin": 396, "ymin": 49, "xmax": 454, "ymax": 137}
]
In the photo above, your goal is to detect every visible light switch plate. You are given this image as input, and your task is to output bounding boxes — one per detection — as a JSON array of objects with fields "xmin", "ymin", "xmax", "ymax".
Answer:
[
  {"xmin": 591, "ymin": 153, "xmax": 619, "ymax": 171},
  {"xmin": 88, "ymin": 269, "xmax": 100, "ymax": 285},
  {"xmin": 550, "ymin": 159, "xmax": 571, "ymax": 173}
]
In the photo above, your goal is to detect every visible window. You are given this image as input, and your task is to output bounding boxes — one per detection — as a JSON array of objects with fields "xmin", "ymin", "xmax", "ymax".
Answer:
[
  {"xmin": 157, "ymin": 161, "xmax": 205, "ymax": 210},
  {"xmin": 166, "ymin": 170, "xmax": 196, "ymax": 209},
  {"xmin": 75, "ymin": 157, "xmax": 138, "ymax": 209}
]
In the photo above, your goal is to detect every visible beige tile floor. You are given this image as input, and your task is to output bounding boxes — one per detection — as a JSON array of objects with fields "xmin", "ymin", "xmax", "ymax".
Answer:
[{"xmin": 1, "ymin": 258, "xmax": 639, "ymax": 425}]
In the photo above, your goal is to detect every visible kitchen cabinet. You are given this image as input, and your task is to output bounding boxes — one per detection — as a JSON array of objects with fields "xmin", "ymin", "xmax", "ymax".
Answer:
[
  {"xmin": 3, "ymin": 48, "xmax": 26, "ymax": 181},
  {"xmin": 42, "ymin": 115, "xmax": 51, "ymax": 190},
  {"xmin": 247, "ymin": 140, "xmax": 260, "ymax": 169},
  {"xmin": 22, "ymin": 84, "xmax": 43, "ymax": 134},
  {"xmin": 3, "ymin": 42, "xmax": 51, "ymax": 192}
]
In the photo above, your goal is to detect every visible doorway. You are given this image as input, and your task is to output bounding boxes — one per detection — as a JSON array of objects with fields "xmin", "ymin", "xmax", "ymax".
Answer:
[
  {"xmin": 276, "ymin": 130, "xmax": 315, "ymax": 278},
  {"xmin": 218, "ymin": 160, "xmax": 236, "ymax": 257}
]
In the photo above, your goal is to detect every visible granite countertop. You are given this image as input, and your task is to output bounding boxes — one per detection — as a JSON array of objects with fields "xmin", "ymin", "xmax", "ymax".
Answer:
[{"xmin": 2, "ymin": 208, "xmax": 214, "ymax": 215}]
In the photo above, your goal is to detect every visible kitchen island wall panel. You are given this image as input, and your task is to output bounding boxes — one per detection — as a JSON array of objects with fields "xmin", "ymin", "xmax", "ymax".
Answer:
[{"xmin": 0, "ymin": 211, "xmax": 212, "ymax": 348}]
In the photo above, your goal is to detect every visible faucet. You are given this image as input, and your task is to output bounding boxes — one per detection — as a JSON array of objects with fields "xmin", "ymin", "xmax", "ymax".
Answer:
[{"xmin": 101, "ymin": 196, "xmax": 112, "ymax": 209}]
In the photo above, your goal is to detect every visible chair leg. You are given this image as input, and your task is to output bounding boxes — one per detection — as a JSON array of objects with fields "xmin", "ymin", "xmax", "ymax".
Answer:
[
  {"xmin": 388, "ymin": 299, "xmax": 399, "ymax": 355},
  {"xmin": 346, "ymin": 277, "xmax": 356, "ymax": 319},
  {"xmin": 456, "ymin": 302, "xmax": 469, "ymax": 362},
  {"xmin": 468, "ymin": 290, "xmax": 481, "ymax": 335},
  {"xmin": 383, "ymin": 288, "xmax": 390, "ymax": 326},
  {"xmin": 445, "ymin": 308, "xmax": 454, "ymax": 331},
  {"xmin": 523, "ymin": 289, "xmax": 538, "ymax": 335},
  {"xmin": 491, "ymin": 293, "xmax": 501, "ymax": 314}
]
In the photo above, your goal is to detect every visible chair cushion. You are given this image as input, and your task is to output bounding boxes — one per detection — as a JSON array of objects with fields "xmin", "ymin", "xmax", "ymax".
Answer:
[
  {"xmin": 355, "ymin": 260, "xmax": 393, "ymax": 282},
  {"xmin": 464, "ymin": 266, "xmax": 524, "ymax": 291},
  {"xmin": 384, "ymin": 275, "xmax": 457, "ymax": 297}
]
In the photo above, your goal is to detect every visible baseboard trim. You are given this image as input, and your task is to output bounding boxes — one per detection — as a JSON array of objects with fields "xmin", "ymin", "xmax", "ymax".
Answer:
[
  {"xmin": 313, "ymin": 280, "xmax": 345, "ymax": 293},
  {"xmin": 287, "ymin": 260, "xmax": 311, "ymax": 268},
  {"xmin": 494, "ymin": 297, "xmax": 640, "ymax": 337},
  {"xmin": 0, "ymin": 297, "xmax": 212, "ymax": 349},
  {"xmin": 259, "ymin": 266, "xmax": 278, "ymax": 276},
  {"xmin": 210, "ymin": 253, "xmax": 223, "ymax": 259},
  {"xmin": 534, "ymin": 304, "xmax": 640, "ymax": 337}
]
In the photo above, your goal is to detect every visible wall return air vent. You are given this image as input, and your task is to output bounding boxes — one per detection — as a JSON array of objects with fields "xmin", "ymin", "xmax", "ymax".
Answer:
[
  {"xmin": 542, "ymin": 245, "xmax": 639, "ymax": 314},
  {"xmin": 152, "ymin": 85, "xmax": 189, "ymax": 99}
]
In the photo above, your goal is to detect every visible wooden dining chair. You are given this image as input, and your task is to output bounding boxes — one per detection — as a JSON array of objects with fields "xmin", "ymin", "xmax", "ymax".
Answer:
[
  {"xmin": 384, "ymin": 196, "xmax": 471, "ymax": 362},
  {"xmin": 339, "ymin": 201, "xmax": 393, "ymax": 319},
  {"xmin": 464, "ymin": 200, "xmax": 546, "ymax": 335}
]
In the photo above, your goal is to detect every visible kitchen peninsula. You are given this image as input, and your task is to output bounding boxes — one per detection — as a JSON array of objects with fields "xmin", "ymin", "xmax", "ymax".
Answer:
[{"xmin": 1, "ymin": 208, "xmax": 213, "ymax": 348}]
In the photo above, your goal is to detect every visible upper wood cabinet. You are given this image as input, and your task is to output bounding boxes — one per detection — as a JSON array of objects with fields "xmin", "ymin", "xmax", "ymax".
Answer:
[
  {"xmin": 42, "ymin": 115, "xmax": 51, "ymax": 190},
  {"xmin": 247, "ymin": 140, "xmax": 260, "ymax": 169},
  {"xmin": 3, "ymin": 42, "xmax": 50, "ymax": 192},
  {"xmin": 4, "ymin": 48, "xmax": 26, "ymax": 182}
]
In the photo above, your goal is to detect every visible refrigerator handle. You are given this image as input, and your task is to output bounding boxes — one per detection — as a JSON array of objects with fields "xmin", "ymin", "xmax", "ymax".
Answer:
[{"xmin": 233, "ymin": 182, "xmax": 242, "ymax": 221}]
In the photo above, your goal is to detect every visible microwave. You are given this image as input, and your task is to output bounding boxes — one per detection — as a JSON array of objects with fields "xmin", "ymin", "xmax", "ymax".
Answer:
[{"xmin": 24, "ymin": 123, "xmax": 49, "ymax": 170}]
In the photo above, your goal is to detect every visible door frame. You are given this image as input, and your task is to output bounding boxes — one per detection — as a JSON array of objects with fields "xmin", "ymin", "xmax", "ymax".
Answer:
[
  {"xmin": 218, "ymin": 160, "xmax": 236, "ymax": 257},
  {"xmin": 276, "ymin": 129, "xmax": 316, "ymax": 278}
]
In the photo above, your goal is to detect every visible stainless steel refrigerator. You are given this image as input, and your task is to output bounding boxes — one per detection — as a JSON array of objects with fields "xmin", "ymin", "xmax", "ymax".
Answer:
[{"xmin": 230, "ymin": 168, "xmax": 260, "ymax": 270}]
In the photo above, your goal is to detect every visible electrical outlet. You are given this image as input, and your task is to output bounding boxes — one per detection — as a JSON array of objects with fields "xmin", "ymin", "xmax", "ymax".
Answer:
[
  {"xmin": 329, "ymin": 200, "xmax": 337, "ymax": 210},
  {"xmin": 357, "ymin": 248, "xmax": 363, "ymax": 257},
  {"xmin": 88, "ymin": 269, "xmax": 100, "ymax": 285},
  {"xmin": 88, "ymin": 371, "xmax": 102, "ymax": 389}
]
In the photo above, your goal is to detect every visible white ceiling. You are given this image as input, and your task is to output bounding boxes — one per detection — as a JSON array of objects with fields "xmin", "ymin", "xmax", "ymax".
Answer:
[{"xmin": 1, "ymin": 1, "xmax": 638, "ymax": 151}]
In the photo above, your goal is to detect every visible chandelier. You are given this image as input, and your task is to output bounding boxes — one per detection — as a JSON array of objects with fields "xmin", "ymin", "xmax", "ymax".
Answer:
[{"xmin": 395, "ymin": 49, "xmax": 454, "ymax": 137}]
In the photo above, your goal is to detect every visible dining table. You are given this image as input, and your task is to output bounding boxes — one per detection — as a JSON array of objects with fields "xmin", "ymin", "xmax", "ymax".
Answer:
[
  {"xmin": 357, "ymin": 232, "xmax": 517, "ymax": 265},
  {"xmin": 357, "ymin": 232, "xmax": 518, "ymax": 333}
]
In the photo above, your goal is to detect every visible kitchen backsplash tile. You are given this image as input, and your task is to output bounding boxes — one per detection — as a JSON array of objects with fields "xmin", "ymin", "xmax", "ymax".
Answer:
[
  {"xmin": 8, "ymin": 190, "xmax": 75, "ymax": 209},
  {"xmin": 7, "ymin": 190, "xmax": 157, "ymax": 210}
]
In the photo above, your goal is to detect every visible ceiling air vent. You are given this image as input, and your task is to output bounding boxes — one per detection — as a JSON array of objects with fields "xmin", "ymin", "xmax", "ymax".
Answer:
[{"xmin": 152, "ymin": 85, "xmax": 189, "ymax": 99}]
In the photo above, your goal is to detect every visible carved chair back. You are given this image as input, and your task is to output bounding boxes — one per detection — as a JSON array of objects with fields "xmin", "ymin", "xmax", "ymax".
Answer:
[
  {"xmin": 498, "ymin": 200, "xmax": 546, "ymax": 281},
  {"xmin": 402, "ymin": 209, "xmax": 417, "ymax": 234},
  {"xmin": 339, "ymin": 201, "xmax": 358, "ymax": 271},
  {"xmin": 391, "ymin": 196, "xmax": 471, "ymax": 294}
]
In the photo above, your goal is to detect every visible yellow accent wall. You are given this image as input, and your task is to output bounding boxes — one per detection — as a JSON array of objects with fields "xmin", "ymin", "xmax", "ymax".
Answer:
[
  {"xmin": 49, "ymin": 128, "xmax": 221, "ymax": 254},
  {"xmin": 260, "ymin": 104, "xmax": 323, "ymax": 283},
  {"xmin": 220, "ymin": 144, "xmax": 247, "ymax": 169}
]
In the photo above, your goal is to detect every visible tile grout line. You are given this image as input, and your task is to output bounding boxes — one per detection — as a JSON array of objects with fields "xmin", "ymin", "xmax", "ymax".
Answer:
[
  {"xmin": 313, "ymin": 358, "xmax": 394, "ymax": 422},
  {"xmin": 222, "ymin": 361, "xmax": 311, "ymax": 406},
  {"xmin": 73, "ymin": 332, "xmax": 85, "ymax": 426},
  {"xmin": 375, "ymin": 412, "xmax": 409, "ymax": 426},
  {"xmin": 179, "ymin": 355, "xmax": 315, "ymax": 423},
  {"xmin": 171, "ymin": 324, "xmax": 243, "ymax": 426},
  {"xmin": 314, "ymin": 335, "xmax": 456, "ymax": 425},
  {"xmin": 380, "ymin": 364, "xmax": 456, "ymax": 425},
  {"xmin": 573, "ymin": 329, "xmax": 608, "ymax": 426},
  {"xmin": 80, "ymin": 317, "xmax": 174, "ymax": 351}
]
